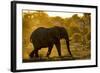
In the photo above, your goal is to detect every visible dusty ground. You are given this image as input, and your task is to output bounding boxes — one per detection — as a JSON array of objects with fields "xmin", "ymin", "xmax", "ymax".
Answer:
[{"xmin": 23, "ymin": 40, "xmax": 91, "ymax": 63}]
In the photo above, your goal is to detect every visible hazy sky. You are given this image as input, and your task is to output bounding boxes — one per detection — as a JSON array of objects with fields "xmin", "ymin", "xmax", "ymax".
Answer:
[
  {"xmin": 23, "ymin": 10, "xmax": 83, "ymax": 18},
  {"xmin": 46, "ymin": 12, "xmax": 83, "ymax": 18}
]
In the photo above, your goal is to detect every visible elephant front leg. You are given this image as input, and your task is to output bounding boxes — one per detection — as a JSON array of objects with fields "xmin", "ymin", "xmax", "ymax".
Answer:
[
  {"xmin": 34, "ymin": 49, "xmax": 39, "ymax": 57},
  {"xmin": 55, "ymin": 40, "xmax": 61, "ymax": 57},
  {"xmin": 46, "ymin": 45, "xmax": 53, "ymax": 57}
]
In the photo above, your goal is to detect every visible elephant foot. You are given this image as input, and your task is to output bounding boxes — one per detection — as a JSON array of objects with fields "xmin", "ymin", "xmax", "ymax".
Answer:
[
  {"xmin": 29, "ymin": 54, "xmax": 34, "ymax": 59},
  {"xmin": 46, "ymin": 55, "xmax": 49, "ymax": 58},
  {"xmin": 70, "ymin": 56, "xmax": 75, "ymax": 60},
  {"xmin": 34, "ymin": 54, "xmax": 39, "ymax": 58},
  {"xmin": 29, "ymin": 50, "xmax": 35, "ymax": 59}
]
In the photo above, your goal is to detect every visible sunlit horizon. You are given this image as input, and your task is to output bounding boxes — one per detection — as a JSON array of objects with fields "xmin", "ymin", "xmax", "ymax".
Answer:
[{"xmin": 23, "ymin": 10, "xmax": 84, "ymax": 18}]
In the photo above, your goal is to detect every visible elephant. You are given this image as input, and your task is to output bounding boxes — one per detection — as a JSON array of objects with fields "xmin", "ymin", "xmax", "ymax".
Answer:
[{"xmin": 29, "ymin": 26, "xmax": 73, "ymax": 58}]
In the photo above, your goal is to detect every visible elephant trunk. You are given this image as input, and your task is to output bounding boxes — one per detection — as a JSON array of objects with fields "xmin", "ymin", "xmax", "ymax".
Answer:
[{"xmin": 65, "ymin": 38, "xmax": 73, "ymax": 57}]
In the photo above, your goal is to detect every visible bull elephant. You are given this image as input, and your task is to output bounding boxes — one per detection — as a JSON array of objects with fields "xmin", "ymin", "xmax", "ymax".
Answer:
[{"xmin": 29, "ymin": 26, "xmax": 73, "ymax": 58}]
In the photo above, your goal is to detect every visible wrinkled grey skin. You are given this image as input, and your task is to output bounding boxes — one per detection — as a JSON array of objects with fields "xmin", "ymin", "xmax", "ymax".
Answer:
[{"xmin": 29, "ymin": 26, "xmax": 73, "ymax": 58}]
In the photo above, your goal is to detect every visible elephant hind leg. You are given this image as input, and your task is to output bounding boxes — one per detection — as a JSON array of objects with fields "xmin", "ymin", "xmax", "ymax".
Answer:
[
  {"xmin": 29, "ymin": 49, "xmax": 39, "ymax": 58},
  {"xmin": 29, "ymin": 50, "xmax": 35, "ymax": 59},
  {"xmin": 34, "ymin": 49, "xmax": 39, "ymax": 57}
]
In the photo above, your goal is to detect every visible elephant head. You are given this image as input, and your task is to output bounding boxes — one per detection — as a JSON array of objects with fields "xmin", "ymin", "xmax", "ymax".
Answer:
[{"xmin": 52, "ymin": 26, "xmax": 72, "ymax": 57}]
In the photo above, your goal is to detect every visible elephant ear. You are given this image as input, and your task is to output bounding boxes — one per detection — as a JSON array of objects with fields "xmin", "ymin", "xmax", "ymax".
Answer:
[{"xmin": 49, "ymin": 29, "xmax": 60, "ymax": 39}]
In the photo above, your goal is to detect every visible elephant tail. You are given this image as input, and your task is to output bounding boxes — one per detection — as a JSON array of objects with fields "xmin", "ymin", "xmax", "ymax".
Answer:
[{"xmin": 30, "ymin": 35, "xmax": 32, "ymax": 43}]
